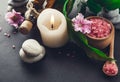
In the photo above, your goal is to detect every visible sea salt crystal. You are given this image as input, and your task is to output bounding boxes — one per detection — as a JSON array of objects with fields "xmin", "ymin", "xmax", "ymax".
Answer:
[
  {"xmin": 89, "ymin": 18, "xmax": 111, "ymax": 38},
  {"xmin": 103, "ymin": 62, "xmax": 118, "ymax": 76},
  {"xmin": 7, "ymin": 34, "xmax": 10, "ymax": 38},
  {"xmin": 4, "ymin": 32, "xmax": 7, "ymax": 36},
  {"xmin": 4, "ymin": 32, "xmax": 11, "ymax": 38},
  {"xmin": 12, "ymin": 45, "xmax": 15, "ymax": 49}
]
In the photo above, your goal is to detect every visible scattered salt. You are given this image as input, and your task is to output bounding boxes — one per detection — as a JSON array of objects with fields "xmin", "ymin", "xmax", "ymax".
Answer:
[
  {"xmin": 4, "ymin": 32, "xmax": 7, "ymax": 36},
  {"xmin": 4, "ymin": 32, "xmax": 11, "ymax": 38},
  {"xmin": 12, "ymin": 45, "xmax": 15, "ymax": 49},
  {"xmin": 7, "ymin": 34, "xmax": 10, "ymax": 38}
]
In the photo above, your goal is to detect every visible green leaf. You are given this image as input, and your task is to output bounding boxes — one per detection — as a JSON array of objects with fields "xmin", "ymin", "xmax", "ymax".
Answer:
[
  {"xmin": 87, "ymin": 0, "xmax": 102, "ymax": 14},
  {"xmin": 71, "ymin": 28, "xmax": 113, "ymax": 61},
  {"xmin": 55, "ymin": 0, "xmax": 66, "ymax": 4},
  {"xmin": 93, "ymin": 0, "xmax": 120, "ymax": 10},
  {"xmin": 66, "ymin": 18, "xmax": 88, "ymax": 45},
  {"xmin": 86, "ymin": 45, "xmax": 113, "ymax": 61},
  {"xmin": 63, "ymin": 0, "xmax": 114, "ymax": 61},
  {"xmin": 63, "ymin": 0, "xmax": 75, "ymax": 17},
  {"xmin": 73, "ymin": 30, "xmax": 113, "ymax": 61},
  {"xmin": 66, "ymin": 0, "xmax": 75, "ymax": 14}
]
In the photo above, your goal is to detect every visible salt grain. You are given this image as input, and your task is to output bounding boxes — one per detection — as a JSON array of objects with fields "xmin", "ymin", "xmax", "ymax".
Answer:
[
  {"xmin": 7, "ymin": 34, "xmax": 10, "ymax": 38},
  {"xmin": 12, "ymin": 45, "xmax": 15, "ymax": 49},
  {"xmin": 4, "ymin": 32, "xmax": 7, "ymax": 36},
  {"xmin": 4, "ymin": 32, "xmax": 11, "ymax": 38},
  {"xmin": 89, "ymin": 18, "xmax": 111, "ymax": 38}
]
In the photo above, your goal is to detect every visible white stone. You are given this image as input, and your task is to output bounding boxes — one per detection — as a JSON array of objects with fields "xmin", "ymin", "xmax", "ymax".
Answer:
[
  {"xmin": 19, "ymin": 39, "xmax": 46, "ymax": 63},
  {"xmin": 19, "ymin": 48, "xmax": 45, "ymax": 63},
  {"xmin": 104, "ymin": 9, "xmax": 119, "ymax": 18},
  {"xmin": 98, "ymin": 8, "xmax": 120, "ymax": 18},
  {"xmin": 22, "ymin": 39, "xmax": 44, "ymax": 57},
  {"xmin": 7, "ymin": 5, "xmax": 13, "ymax": 12},
  {"xmin": 110, "ymin": 15, "xmax": 120, "ymax": 24},
  {"xmin": 68, "ymin": 0, "xmax": 82, "ymax": 18},
  {"xmin": 98, "ymin": 8, "xmax": 120, "ymax": 24}
]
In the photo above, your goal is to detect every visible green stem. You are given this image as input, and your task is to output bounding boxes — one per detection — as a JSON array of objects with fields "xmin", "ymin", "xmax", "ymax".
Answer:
[{"xmin": 63, "ymin": 0, "xmax": 114, "ymax": 61}]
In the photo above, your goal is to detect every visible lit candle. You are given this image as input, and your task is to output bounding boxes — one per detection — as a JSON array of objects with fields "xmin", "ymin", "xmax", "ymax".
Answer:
[
  {"xmin": 37, "ymin": 8, "xmax": 68, "ymax": 48},
  {"xmin": 51, "ymin": 15, "xmax": 54, "ymax": 29}
]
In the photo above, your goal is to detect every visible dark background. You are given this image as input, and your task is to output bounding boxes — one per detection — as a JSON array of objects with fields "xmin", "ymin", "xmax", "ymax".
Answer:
[{"xmin": 0, "ymin": 0, "xmax": 120, "ymax": 82}]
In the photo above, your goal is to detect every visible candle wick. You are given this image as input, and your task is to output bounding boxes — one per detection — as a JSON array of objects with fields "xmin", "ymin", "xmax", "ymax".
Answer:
[{"xmin": 51, "ymin": 24, "xmax": 54, "ymax": 30}]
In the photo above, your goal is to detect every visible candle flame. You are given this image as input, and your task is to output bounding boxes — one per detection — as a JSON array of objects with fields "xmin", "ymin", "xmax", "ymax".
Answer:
[{"xmin": 51, "ymin": 15, "xmax": 54, "ymax": 26}]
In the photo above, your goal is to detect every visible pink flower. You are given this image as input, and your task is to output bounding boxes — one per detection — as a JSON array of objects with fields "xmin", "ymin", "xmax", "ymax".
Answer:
[
  {"xmin": 72, "ymin": 13, "xmax": 92, "ymax": 34},
  {"xmin": 5, "ymin": 9, "xmax": 24, "ymax": 29}
]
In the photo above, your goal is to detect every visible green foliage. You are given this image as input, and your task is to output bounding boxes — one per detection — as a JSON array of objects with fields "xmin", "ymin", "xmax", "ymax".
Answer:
[
  {"xmin": 63, "ymin": 0, "xmax": 114, "ymax": 61},
  {"xmin": 66, "ymin": 0, "xmax": 75, "ymax": 14},
  {"xmin": 55, "ymin": 0, "xmax": 66, "ymax": 4},
  {"xmin": 87, "ymin": 0, "xmax": 102, "ymax": 14},
  {"xmin": 93, "ymin": 0, "xmax": 120, "ymax": 10}
]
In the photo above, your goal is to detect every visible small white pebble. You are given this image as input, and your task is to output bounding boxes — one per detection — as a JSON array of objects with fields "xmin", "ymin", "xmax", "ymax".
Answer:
[
  {"xmin": 4, "ymin": 32, "xmax": 11, "ymax": 38},
  {"xmin": 7, "ymin": 34, "xmax": 11, "ymax": 38},
  {"xmin": 12, "ymin": 45, "xmax": 16, "ymax": 49},
  {"xmin": 4, "ymin": 32, "xmax": 7, "ymax": 36}
]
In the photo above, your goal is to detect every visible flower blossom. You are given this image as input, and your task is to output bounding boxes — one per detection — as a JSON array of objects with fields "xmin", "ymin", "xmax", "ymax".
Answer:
[
  {"xmin": 72, "ymin": 13, "xmax": 92, "ymax": 34},
  {"xmin": 5, "ymin": 9, "xmax": 24, "ymax": 29}
]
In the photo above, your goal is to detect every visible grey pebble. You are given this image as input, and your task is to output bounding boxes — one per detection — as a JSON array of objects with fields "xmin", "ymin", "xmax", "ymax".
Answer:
[
  {"xmin": 8, "ymin": 0, "xmax": 28, "ymax": 7},
  {"xmin": 68, "ymin": 0, "xmax": 82, "ymax": 18}
]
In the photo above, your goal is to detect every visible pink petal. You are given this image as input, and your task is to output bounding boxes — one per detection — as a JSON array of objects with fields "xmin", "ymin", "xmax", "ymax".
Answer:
[{"xmin": 5, "ymin": 9, "xmax": 24, "ymax": 28}]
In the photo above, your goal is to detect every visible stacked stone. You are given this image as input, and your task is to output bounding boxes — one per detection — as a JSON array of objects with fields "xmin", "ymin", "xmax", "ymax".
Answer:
[
  {"xmin": 68, "ymin": 0, "xmax": 82, "ymax": 18},
  {"xmin": 7, "ymin": 0, "xmax": 28, "ymax": 14},
  {"xmin": 98, "ymin": 8, "xmax": 120, "ymax": 24},
  {"xmin": 19, "ymin": 39, "xmax": 46, "ymax": 63}
]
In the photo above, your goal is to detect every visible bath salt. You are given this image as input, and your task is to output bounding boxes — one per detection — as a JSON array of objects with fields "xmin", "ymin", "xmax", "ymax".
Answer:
[
  {"xmin": 88, "ymin": 18, "xmax": 111, "ymax": 38},
  {"xmin": 103, "ymin": 62, "xmax": 118, "ymax": 76}
]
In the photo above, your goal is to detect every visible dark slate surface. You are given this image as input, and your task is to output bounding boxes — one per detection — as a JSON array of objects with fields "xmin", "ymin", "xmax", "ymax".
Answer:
[{"xmin": 0, "ymin": 1, "xmax": 120, "ymax": 82}]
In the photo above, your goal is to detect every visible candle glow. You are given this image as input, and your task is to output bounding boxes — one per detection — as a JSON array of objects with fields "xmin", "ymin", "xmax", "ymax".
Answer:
[
  {"xmin": 51, "ymin": 15, "xmax": 54, "ymax": 29},
  {"xmin": 37, "ymin": 8, "xmax": 68, "ymax": 48}
]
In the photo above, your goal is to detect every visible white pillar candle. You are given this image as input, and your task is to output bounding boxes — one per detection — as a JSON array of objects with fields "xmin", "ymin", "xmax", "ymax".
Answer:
[{"xmin": 37, "ymin": 8, "xmax": 68, "ymax": 48}]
